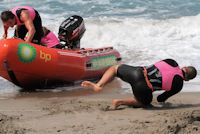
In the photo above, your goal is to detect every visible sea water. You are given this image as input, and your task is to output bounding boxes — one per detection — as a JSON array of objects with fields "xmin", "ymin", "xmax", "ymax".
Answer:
[{"xmin": 0, "ymin": 0, "xmax": 200, "ymax": 94}]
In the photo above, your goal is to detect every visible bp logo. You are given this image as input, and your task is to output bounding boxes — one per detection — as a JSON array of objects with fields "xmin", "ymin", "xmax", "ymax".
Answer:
[{"xmin": 17, "ymin": 43, "xmax": 37, "ymax": 63}]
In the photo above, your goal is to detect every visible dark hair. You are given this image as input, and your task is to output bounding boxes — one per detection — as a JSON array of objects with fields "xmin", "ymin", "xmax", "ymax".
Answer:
[
  {"xmin": 42, "ymin": 27, "xmax": 50, "ymax": 37},
  {"xmin": 1, "ymin": 10, "xmax": 15, "ymax": 22},
  {"xmin": 185, "ymin": 66, "xmax": 197, "ymax": 80}
]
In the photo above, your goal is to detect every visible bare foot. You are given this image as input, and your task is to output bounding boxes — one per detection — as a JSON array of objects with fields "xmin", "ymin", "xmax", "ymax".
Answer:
[
  {"xmin": 81, "ymin": 81, "xmax": 102, "ymax": 92},
  {"xmin": 112, "ymin": 99, "xmax": 122, "ymax": 110}
]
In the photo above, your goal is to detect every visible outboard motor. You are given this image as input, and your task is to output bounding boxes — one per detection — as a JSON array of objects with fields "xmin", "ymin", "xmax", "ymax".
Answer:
[{"xmin": 58, "ymin": 15, "xmax": 86, "ymax": 49}]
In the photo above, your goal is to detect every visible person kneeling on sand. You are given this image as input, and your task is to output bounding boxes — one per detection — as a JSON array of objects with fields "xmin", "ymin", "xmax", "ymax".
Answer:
[{"xmin": 81, "ymin": 59, "xmax": 197, "ymax": 109}]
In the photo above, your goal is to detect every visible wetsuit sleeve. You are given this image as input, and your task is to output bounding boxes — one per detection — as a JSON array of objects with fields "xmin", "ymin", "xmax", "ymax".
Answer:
[{"xmin": 157, "ymin": 75, "xmax": 183, "ymax": 102}]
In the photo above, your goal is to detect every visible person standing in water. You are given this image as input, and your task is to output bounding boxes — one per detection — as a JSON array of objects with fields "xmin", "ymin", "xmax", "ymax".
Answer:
[
  {"xmin": 81, "ymin": 59, "xmax": 197, "ymax": 109},
  {"xmin": 1, "ymin": 6, "xmax": 43, "ymax": 44}
]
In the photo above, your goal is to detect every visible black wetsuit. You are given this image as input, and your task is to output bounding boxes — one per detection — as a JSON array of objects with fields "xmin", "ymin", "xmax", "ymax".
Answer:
[
  {"xmin": 116, "ymin": 59, "xmax": 183, "ymax": 105},
  {"xmin": 14, "ymin": 8, "xmax": 44, "ymax": 44}
]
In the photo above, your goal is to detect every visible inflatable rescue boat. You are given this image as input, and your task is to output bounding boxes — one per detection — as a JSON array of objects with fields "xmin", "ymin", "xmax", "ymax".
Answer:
[
  {"xmin": 0, "ymin": 15, "xmax": 121, "ymax": 88},
  {"xmin": 0, "ymin": 38, "xmax": 121, "ymax": 88}
]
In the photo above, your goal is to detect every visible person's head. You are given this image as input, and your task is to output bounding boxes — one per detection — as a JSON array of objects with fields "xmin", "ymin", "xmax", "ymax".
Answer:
[
  {"xmin": 42, "ymin": 27, "xmax": 50, "ymax": 37},
  {"xmin": 1, "ymin": 10, "xmax": 16, "ymax": 28},
  {"xmin": 182, "ymin": 66, "xmax": 197, "ymax": 81}
]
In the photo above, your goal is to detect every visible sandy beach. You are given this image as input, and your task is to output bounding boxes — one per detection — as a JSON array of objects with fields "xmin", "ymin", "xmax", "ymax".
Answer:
[
  {"xmin": 0, "ymin": 81, "xmax": 199, "ymax": 134},
  {"xmin": 0, "ymin": 0, "xmax": 200, "ymax": 134}
]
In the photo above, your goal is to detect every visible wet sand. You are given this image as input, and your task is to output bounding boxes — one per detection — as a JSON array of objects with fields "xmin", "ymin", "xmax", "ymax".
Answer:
[{"xmin": 0, "ymin": 81, "xmax": 200, "ymax": 134}]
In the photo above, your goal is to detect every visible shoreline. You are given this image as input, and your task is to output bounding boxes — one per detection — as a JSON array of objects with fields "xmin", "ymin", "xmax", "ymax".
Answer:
[{"xmin": 0, "ymin": 85, "xmax": 200, "ymax": 134}]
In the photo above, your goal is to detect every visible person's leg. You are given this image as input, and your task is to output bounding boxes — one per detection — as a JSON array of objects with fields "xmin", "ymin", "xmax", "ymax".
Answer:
[
  {"xmin": 133, "ymin": 81, "xmax": 153, "ymax": 106},
  {"xmin": 115, "ymin": 67, "xmax": 152, "ymax": 109},
  {"xmin": 112, "ymin": 86, "xmax": 152, "ymax": 110},
  {"xmin": 112, "ymin": 98, "xmax": 143, "ymax": 109},
  {"xmin": 81, "ymin": 65, "xmax": 119, "ymax": 92}
]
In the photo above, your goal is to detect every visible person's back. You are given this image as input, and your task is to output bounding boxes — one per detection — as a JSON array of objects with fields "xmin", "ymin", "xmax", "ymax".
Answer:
[
  {"xmin": 11, "ymin": 6, "xmax": 35, "ymax": 25},
  {"xmin": 1, "ymin": 6, "xmax": 43, "ymax": 44},
  {"xmin": 146, "ymin": 59, "xmax": 183, "ymax": 91},
  {"xmin": 145, "ymin": 59, "xmax": 185, "ymax": 102}
]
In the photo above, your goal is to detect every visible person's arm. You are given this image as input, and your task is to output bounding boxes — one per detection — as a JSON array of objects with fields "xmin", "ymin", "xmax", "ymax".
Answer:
[
  {"xmin": 157, "ymin": 76, "xmax": 183, "ymax": 102},
  {"xmin": 2, "ymin": 25, "xmax": 8, "ymax": 39},
  {"xmin": 14, "ymin": 25, "xmax": 20, "ymax": 38},
  {"xmin": 20, "ymin": 10, "xmax": 35, "ymax": 42}
]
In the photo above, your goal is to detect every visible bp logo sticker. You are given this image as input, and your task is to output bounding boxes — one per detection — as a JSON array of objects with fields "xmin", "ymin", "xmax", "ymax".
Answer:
[{"xmin": 17, "ymin": 43, "xmax": 37, "ymax": 63}]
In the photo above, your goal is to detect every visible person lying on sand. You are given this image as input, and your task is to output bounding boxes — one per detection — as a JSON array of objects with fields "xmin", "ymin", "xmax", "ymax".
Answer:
[{"xmin": 81, "ymin": 59, "xmax": 197, "ymax": 109}]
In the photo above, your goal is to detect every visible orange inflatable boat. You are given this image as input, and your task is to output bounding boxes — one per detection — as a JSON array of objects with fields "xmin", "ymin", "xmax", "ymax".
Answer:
[{"xmin": 0, "ymin": 38, "xmax": 121, "ymax": 88}]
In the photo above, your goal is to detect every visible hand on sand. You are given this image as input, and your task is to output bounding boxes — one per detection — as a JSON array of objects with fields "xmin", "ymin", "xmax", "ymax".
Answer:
[{"xmin": 81, "ymin": 81, "xmax": 102, "ymax": 92}]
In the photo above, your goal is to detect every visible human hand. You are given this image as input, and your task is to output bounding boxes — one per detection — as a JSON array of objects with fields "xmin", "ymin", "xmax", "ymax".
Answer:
[
  {"xmin": 24, "ymin": 36, "xmax": 27, "ymax": 41},
  {"xmin": 2, "ymin": 33, "xmax": 7, "ymax": 39}
]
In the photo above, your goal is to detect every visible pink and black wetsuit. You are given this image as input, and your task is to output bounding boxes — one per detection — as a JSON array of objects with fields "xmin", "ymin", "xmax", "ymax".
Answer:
[
  {"xmin": 151, "ymin": 59, "xmax": 184, "ymax": 102},
  {"xmin": 41, "ymin": 30, "xmax": 60, "ymax": 48},
  {"xmin": 116, "ymin": 59, "xmax": 184, "ymax": 105},
  {"xmin": 11, "ymin": 6, "xmax": 43, "ymax": 44}
]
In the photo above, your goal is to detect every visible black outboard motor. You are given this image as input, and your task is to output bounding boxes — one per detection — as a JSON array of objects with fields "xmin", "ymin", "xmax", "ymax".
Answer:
[{"xmin": 58, "ymin": 15, "xmax": 86, "ymax": 49}]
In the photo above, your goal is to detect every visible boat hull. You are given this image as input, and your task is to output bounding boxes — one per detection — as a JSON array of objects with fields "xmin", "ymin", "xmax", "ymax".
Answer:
[{"xmin": 0, "ymin": 39, "xmax": 121, "ymax": 88}]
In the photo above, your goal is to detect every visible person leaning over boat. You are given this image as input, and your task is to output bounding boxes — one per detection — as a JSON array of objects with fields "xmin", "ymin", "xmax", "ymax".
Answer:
[
  {"xmin": 1, "ymin": 6, "xmax": 43, "ymax": 44},
  {"xmin": 81, "ymin": 59, "xmax": 197, "ymax": 109}
]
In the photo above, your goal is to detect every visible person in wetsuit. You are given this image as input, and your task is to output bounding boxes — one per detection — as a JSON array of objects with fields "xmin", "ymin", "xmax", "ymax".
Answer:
[
  {"xmin": 81, "ymin": 59, "xmax": 197, "ymax": 109},
  {"xmin": 1, "ymin": 6, "xmax": 43, "ymax": 44},
  {"xmin": 41, "ymin": 26, "xmax": 61, "ymax": 48}
]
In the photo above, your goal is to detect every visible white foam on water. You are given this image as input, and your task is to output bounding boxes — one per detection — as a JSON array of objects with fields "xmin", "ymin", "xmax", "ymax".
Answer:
[{"xmin": 0, "ymin": 77, "xmax": 20, "ymax": 97}]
